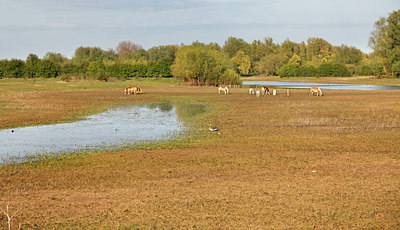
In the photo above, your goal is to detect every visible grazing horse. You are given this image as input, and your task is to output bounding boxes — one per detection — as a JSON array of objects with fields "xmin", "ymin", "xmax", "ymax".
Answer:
[
  {"xmin": 309, "ymin": 87, "xmax": 323, "ymax": 96},
  {"xmin": 124, "ymin": 86, "xmax": 136, "ymax": 95},
  {"xmin": 124, "ymin": 86, "xmax": 142, "ymax": 95},
  {"xmin": 261, "ymin": 86, "xmax": 271, "ymax": 95},
  {"xmin": 135, "ymin": 86, "xmax": 142, "ymax": 94},
  {"xmin": 218, "ymin": 86, "xmax": 229, "ymax": 94}
]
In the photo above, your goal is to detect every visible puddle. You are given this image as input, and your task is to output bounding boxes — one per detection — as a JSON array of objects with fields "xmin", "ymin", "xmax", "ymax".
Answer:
[
  {"xmin": 242, "ymin": 81, "xmax": 400, "ymax": 90},
  {"xmin": 0, "ymin": 102, "xmax": 206, "ymax": 164}
]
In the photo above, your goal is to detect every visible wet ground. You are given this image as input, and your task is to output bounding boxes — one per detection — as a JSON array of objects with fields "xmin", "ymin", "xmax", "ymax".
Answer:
[
  {"xmin": 0, "ymin": 102, "xmax": 203, "ymax": 163},
  {"xmin": 242, "ymin": 81, "xmax": 400, "ymax": 90}
]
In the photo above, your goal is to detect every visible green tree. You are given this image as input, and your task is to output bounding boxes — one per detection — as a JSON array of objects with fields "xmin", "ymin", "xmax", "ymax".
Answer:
[
  {"xmin": 36, "ymin": 60, "xmax": 60, "ymax": 78},
  {"xmin": 72, "ymin": 47, "xmax": 115, "ymax": 65},
  {"xmin": 172, "ymin": 45, "xmax": 240, "ymax": 85},
  {"xmin": 369, "ymin": 10, "xmax": 400, "ymax": 77},
  {"xmin": 306, "ymin": 38, "xmax": 336, "ymax": 65},
  {"xmin": 43, "ymin": 52, "xmax": 68, "ymax": 65},
  {"xmin": 4, "ymin": 59, "xmax": 25, "ymax": 78},
  {"xmin": 256, "ymin": 54, "xmax": 286, "ymax": 75},
  {"xmin": 88, "ymin": 61, "xmax": 106, "ymax": 80},
  {"xmin": 278, "ymin": 64, "xmax": 300, "ymax": 77},
  {"xmin": 25, "ymin": 54, "xmax": 40, "ymax": 77},
  {"xmin": 222, "ymin": 36, "xmax": 250, "ymax": 58},
  {"xmin": 231, "ymin": 50, "xmax": 251, "ymax": 74},
  {"xmin": 288, "ymin": 54, "xmax": 302, "ymax": 65},
  {"xmin": 125, "ymin": 48, "xmax": 149, "ymax": 62},
  {"xmin": 148, "ymin": 45, "xmax": 178, "ymax": 61},
  {"xmin": 335, "ymin": 45, "xmax": 364, "ymax": 65}
]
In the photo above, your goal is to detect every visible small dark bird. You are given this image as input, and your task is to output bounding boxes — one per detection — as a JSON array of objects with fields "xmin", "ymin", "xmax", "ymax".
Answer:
[{"xmin": 11, "ymin": 130, "xmax": 14, "ymax": 133}]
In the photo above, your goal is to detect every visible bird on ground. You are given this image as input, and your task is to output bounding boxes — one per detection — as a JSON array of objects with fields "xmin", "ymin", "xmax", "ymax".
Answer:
[{"xmin": 209, "ymin": 124, "xmax": 219, "ymax": 132}]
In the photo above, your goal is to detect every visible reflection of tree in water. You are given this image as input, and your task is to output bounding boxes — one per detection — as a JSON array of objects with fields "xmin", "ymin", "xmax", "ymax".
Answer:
[
  {"xmin": 174, "ymin": 103, "xmax": 207, "ymax": 125},
  {"xmin": 140, "ymin": 102, "xmax": 207, "ymax": 125},
  {"xmin": 144, "ymin": 102, "xmax": 173, "ymax": 112}
]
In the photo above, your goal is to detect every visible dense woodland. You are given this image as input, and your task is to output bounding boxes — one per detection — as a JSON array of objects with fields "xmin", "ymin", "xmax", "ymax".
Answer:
[{"xmin": 0, "ymin": 10, "xmax": 399, "ymax": 85}]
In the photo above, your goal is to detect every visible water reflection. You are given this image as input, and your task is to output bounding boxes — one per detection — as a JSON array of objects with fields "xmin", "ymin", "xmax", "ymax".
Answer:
[
  {"xmin": 0, "ymin": 102, "xmax": 206, "ymax": 163},
  {"xmin": 242, "ymin": 81, "xmax": 400, "ymax": 90}
]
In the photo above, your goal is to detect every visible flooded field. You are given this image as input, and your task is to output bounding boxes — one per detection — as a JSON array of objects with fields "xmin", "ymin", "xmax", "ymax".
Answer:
[
  {"xmin": 0, "ymin": 102, "xmax": 205, "ymax": 163},
  {"xmin": 242, "ymin": 81, "xmax": 400, "ymax": 90}
]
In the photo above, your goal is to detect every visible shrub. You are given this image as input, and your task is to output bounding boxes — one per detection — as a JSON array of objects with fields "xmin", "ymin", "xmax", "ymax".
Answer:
[
  {"xmin": 4, "ymin": 59, "xmax": 25, "ymax": 78},
  {"xmin": 88, "ymin": 61, "xmax": 106, "ymax": 77},
  {"xmin": 299, "ymin": 65, "xmax": 317, "ymax": 77},
  {"xmin": 278, "ymin": 64, "xmax": 300, "ymax": 77},
  {"xmin": 359, "ymin": 66, "xmax": 374, "ymax": 76},
  {"xmin": 318, "ymin": 63, "xmax": 351, "ymax": 77},
  {"xmin": 219, "ymin": 69, "xmax": 242, "ymax": 85},
  {"xmin": 36, "ymin": 60, "xmax": 60, "ymax": 77}
]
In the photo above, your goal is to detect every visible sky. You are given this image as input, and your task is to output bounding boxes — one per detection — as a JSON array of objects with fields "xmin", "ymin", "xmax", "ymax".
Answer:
[{"xmin": 0, "ymin": 0, "xmax": 399, "ymax": 60}]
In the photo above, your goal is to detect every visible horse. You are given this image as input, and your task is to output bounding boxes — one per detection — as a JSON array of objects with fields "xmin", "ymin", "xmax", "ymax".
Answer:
[
  {"xmin": 124, "ymin": 86, "xmax": 136, "ymax": 95},
  {"xmin": 124, "ymin": 86, "xmax": 142, "ymax": 95},
  {"xmin": 218, "ymin": 86, "xmax": 229, "ymax": 94},
  {"xmin": 261, "ymin": 86, "xmax": 271, "ymax": 95},
  {"xmin": 309, "ymin": 87, "xmax": 323, "ymax": 96},
  {"xmin": 135, "ymin": 86, "xmax": 142, "ymax": 94},
  {"xmin": 249, "ymin": 88, "xmax": 254, "ymax": 95}
]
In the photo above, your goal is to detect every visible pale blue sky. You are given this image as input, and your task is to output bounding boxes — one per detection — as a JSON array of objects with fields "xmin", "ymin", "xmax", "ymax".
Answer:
[{"xmin": 0, "ymin": 0, "xmax": 399, "ymax": 59}]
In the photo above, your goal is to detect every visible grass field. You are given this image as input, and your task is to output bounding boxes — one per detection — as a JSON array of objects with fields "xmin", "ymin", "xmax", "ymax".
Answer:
[{"xmin": 1, "ymin": 77, "xmax": 400, "ymax": 229}]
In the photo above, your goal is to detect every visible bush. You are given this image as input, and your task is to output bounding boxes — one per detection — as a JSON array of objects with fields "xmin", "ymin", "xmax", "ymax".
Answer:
[
  {"xmin": 359, "ymin": 66, "xmax": 374, "ymax": 76},
  {"xmin": 171, "ymin": 45, "xmax": 234, "ymax": 85},
  {"xmin": 88, "ymin": 61, "xmax": 105, "ymax": 77},
  {"xmin": 36, "ymin": 60, "xmax": 60, "ymax": 77},
  {"xmin": 59, "ymin": 74, "xmax": 72, "ymax": 82},
  {"xmin": 219, "ymin": 69, "xmax": 242, "ymax": 85},
  {"xmin": 318, "ymin": 63, "xmax": 351, "ymax": 77},
  {"xmin": 62, "ymin": 63, "xmax": 88, "ymax": 74},
  {"xmin": 4, "ymin": 59, "xmax": 25, "ymax": 78},
  {"xmin": 299, "ymin": 65, "xmax": 317, "ymax": 77},
  {"xmin": 278, "ymin": 64, "xmax": 300, "ymax": 77}
]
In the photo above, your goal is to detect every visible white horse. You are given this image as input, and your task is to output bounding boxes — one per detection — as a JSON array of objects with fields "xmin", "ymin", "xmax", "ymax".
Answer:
[
  {"xmin": 309, "ymin": 87, "xmax": 323, "ymax": 96},
  {"xmin": 218, "ymin": 86, "xmax": 229, "ymax": 94},
  {"xmin": 249, "ymin": 88, "xmax": 254, "ymax": 95}
]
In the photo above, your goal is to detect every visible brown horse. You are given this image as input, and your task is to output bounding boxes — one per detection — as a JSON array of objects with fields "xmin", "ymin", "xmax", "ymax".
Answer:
[
  {"xmin": 309, "ymin": 87, "xmax": 323, "ymax": 96},
  {"xmin": 124, "ymin": 86, "xmax": 136, "ymax": 95},
  {"xmin": 124, "ymin": 86, "xmax": 142, "ymax": 95},
  {"xmin": 135, "ymin": 86, "xmax": 142, "ymax": 94},
  {"xmin": 261, "ymin": 86, "xmax": 271, "ymax": 95}
]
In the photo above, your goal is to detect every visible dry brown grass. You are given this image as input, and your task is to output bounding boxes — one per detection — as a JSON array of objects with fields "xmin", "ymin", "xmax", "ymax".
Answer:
[{"xmin": 1, "ymin": 79, "xmax": 400, "ymax": 229}]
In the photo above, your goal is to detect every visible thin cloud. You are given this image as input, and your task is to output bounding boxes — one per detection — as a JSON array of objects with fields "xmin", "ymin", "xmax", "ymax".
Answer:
[{"xmin": 0, "ymin": 0, "xmax": 399, "ymax": 59}]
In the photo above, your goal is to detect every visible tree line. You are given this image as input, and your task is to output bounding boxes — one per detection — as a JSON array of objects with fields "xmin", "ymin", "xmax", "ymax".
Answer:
[{"xmin": 0, "ymin": 9, "xmax": 398, "ymax": 84}]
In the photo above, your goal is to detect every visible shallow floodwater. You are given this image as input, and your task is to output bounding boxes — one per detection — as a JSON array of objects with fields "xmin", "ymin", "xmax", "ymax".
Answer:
[
  {"xmin": 0, "ymin": 102, "xmax": 202, "ymax": 163},
  {"xmin": 242, "ymin": 81, "xmax": 400, "ymax": 90}
]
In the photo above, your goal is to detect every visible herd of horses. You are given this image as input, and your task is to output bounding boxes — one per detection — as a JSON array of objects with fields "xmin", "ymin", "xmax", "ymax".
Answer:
[{"xmin": 124, "ymin": 85, "xmax": 323, "ymax": 96}]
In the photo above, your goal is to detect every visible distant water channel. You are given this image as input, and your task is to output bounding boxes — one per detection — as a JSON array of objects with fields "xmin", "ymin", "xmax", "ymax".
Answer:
[
  {"xmin": 0, "ymin": 102, "xmax": 205, "ymax": 164},
  {"xmin": 242, "ymin": 81, "xmax": 400, "ymax": 90}
]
